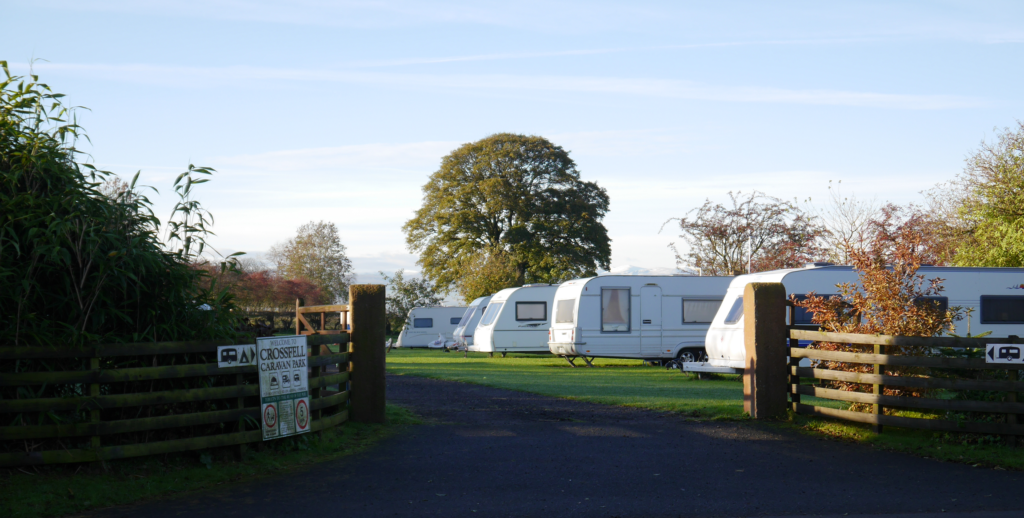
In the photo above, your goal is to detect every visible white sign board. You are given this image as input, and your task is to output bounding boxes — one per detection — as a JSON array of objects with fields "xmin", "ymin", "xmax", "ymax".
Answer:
[
  {"xmin": 217, "ymin": 344, "xmax": 257, "ymax": 368},
  {"xmin": 257, "ymin": 336, "xmax": 311, "ymax": 440},
  {"xmin": 986, "ymin": 343, "xmax": 1024, "ymax": 364}
]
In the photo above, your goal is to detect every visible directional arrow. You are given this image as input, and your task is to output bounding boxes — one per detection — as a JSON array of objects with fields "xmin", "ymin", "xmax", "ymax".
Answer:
[{"xmin": 989, "ymin": 346, "xmax": 995, "ymax": 360}]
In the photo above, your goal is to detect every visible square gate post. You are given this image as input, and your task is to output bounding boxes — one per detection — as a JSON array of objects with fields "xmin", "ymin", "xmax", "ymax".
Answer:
[
  {"xmin": 349, "ymin": 284, "xmax": 387, "ymax": 423},
  {"xmin": 743, "ymin": 282, "xmax": 789, "ymax": 419}
]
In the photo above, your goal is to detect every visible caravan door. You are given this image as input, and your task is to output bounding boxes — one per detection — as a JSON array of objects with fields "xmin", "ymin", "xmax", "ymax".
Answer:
[{"xmin": 640, "ymin": 286, "xmax": 663, "ymax": 357}]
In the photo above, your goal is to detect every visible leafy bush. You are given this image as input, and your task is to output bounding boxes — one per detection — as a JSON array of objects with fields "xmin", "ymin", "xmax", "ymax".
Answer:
[
  {"xmin": 797, "ymin": 223, "xmax": 960, "ymax": 403},
  {"xmin": 0, "ymin": 62, "xmax": 240, "ymax": 346}
]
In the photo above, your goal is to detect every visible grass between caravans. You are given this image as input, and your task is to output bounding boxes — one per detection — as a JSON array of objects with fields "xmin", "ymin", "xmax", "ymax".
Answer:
[
  {"xmin": 386, "ymin": 348, "xmax": 747, "ymax": 418},
  {"xmin": 0, "ymin": 406, "xmax": 419, "ymax": 518},
  {"xmin": 387, "ymin": 348, "xmax": 1024, "ymax": 470}
]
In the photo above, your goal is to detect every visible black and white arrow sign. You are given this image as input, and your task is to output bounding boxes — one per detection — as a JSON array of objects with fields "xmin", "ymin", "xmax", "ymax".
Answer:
[
  {"xmin": 217, "ymin": 345, "xmax": 258, "ymax": 368},
  {"xmin": 985, "ymin": 344, "xmax": 1024, "ymax": 364}
]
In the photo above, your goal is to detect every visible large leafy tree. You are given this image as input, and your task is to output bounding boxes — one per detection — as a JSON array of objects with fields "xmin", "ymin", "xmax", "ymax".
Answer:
[
  {"xmin": 404, "ymin": 133, "xmax": 611, "ymax": 298},
  {"xmin": 928, "ymin": 121, "xmax": 1024, "ymax": 266},
  {"xmin": 664, "ymin": 191, "xmax": 823, "ymax": 276},
  {"xmin": 269, "ymin": 221, "xmax": 353, "ymax": 303}
]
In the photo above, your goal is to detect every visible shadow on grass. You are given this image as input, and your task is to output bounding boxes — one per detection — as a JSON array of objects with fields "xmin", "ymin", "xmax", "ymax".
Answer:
[{"xmin": 0, "ymin": 406, "xmax": 419, "ymax": 518}]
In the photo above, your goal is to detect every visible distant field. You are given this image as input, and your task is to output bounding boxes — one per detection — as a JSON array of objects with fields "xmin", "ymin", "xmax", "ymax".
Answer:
[{"xmin": 385, "ymin": 348, "xmax": 747, "ymax": 418}]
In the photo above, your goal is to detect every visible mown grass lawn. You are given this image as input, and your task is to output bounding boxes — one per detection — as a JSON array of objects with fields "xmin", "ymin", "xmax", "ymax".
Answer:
[
  {"xmin": 386, "ymin": 348, "xmax": 747, "ymax": 419},
  {"xmin": 387, "ymin": 348, "xmax": 1024, "ymax": 470}
]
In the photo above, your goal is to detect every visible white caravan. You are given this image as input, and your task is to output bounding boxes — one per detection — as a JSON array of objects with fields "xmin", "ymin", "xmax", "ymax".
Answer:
[
  {"xmin": 547, "ymin": 275, "xmax": 734, "ymax": 362},
  {"xmin": 705, "ymin": 264, "xmax": 1024, "ymax": 369},
  {"xmin": 395, "ymin": 306, "xmax": 468, "ymax": 348},
  {"xmin": 453, "ymin": 296, "xmax": 491, "ymax": 349},
  {"xmin": 471, "ymin": 285, "xmax": 559, "ymax": 355}
]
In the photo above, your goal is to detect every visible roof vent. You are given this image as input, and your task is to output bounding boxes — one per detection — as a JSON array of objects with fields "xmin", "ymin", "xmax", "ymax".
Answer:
[
  {"xmin": 522, "ymin": 283, "xmax": 550, "ymax": 287},
  {"xmin": 805, "ymin": 262, "xmax": 835, "ymax": 268}
]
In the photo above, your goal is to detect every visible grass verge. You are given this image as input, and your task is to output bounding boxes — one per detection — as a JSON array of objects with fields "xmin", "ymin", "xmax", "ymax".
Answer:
[
  {"xmin": 0, "ymin": 405, "xmax": 419, "ymax": 518},
  {"xmin": 387, "ymin": 348, "xmax": 1024, "ymax": 470},
  {"xmin": 785, "ymin": 411, "xmax": 1024, "ymax": 470}
]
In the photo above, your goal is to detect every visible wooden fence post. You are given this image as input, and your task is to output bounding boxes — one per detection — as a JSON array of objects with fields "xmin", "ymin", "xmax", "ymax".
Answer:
[
  {"xmin": 90, "ymin": 356, "xmax": 101, "ymax": 456},
  {"xmin": 236, "ymin": 373, "xmax": 247, "ymax": 460},
  {"xmin": 788, "ymin": 303, "xmax": 801, "ymax": 412},
  {"xmin": 349, "ymin": 284, "xmax": 386, "ymax": 423},
  {"xmin": 873, "ymin": 344, "xmax": 885, "ymax": 434},
  {"xmin": 743, "ymin": 282, "xmax": 789, "ymax": 419}
]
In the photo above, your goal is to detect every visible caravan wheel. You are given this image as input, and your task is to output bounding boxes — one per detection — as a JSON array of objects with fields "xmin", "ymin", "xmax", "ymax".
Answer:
[{"xmin": 677, "ymin": 350, "xmax": 699, "ymax": 363}]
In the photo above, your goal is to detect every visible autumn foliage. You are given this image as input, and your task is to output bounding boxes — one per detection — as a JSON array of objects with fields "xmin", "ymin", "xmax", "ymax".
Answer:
[
  {"xmin": 796, "ymin": 222, "xmax": 960, "ymax": 402},
  {"xmin": 195, "ymin": 263, "xmax": 323, "ymax": 313}
]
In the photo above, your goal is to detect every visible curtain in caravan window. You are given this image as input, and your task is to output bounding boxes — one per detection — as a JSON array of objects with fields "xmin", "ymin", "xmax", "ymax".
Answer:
[
  {"xmin": 683, "ymin": 299, "xmax": 722, "ymax": 323},
  {"xmin": 602, "ymin": 288, "xmax": 630, "ymax": 332},
  {"xmin": 555, "ymin": 300, "xmax": 575, "ymax": 323}
]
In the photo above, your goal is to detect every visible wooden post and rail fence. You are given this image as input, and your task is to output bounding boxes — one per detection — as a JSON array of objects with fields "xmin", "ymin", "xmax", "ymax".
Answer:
[
  {"xmin": 743, "ymin": 282, "xmax": 1024, "ymax": 441},
  {"xmin": 0, "ymin": 284, "xmax": 386, "ymax": 467}
]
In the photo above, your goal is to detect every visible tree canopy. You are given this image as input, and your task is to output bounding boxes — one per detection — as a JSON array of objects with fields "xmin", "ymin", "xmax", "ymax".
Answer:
[
  {"xmin": 932, "ymin": 121, "xmax": 1024, "ymax": 266},
  {"xmin": 269, "ymin": 221, "xmax": 353, "ymax": 303},
  {"xmin": 664, "ymin": 191, "xmax": 822, "ymax": 276},
  {"xmin": 404, "ymin": 133, "xmax": 611, "ymax": 300}
]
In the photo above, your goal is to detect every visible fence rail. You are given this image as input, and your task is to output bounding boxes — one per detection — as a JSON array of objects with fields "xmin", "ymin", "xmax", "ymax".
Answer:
[
  {"xmin": 0, "ymin": 334, "xmax": 350, "ymax": 467},
  {"xmin": 296, "ymin": 300, "xmax": 350, "ymax": 336},
  {"xmin": 789, "ymin": 329, "xmax": 1023, "ymax": 438}
]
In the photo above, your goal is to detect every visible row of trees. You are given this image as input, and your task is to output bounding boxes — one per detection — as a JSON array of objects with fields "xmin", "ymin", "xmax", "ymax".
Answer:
[
  {"xmin": 203, "ymin": 221, "xmax": 355, "ymax": 315},
  {"xmin": 665, "ymin": 121, "xmax": 1024, "ymax": 275},
  {"xmin": 390, "ymin": 124, "xmax": 1022, "ymax": 316}
]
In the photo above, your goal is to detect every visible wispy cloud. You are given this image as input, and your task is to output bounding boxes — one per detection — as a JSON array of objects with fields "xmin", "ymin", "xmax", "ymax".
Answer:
[
  {"xmin": 24, "ymin": 62, "xmax": 987, "ymax": 110},
  {"xmin": 214, "ymin": 141, "xmax": 459, "ymax": 174},
  {"xmin": 32, "ymin": 0, "xmax": 1024, "ymax": 42},
  {"xmin": 343, "ymin": 38, "xmax": 886, "ymax": 68}
]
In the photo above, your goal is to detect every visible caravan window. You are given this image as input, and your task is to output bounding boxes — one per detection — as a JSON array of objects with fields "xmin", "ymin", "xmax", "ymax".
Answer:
[
  {"xmin": 516, "ymin": 302, "xmax": 547, "ymax": 321},
  {"xmin": 601, "ymin": 288, "xmax": 630, "ymax": 332},
  {"xmin": 555, "ymin": 299, "xmax": 576, "ymax": 324},
  {"xmin": 724, "ymin": 297, "xmax": 744, "ymax": 325},
  {"xmin": 790, "ymin": 294, "xmax": 839, "ymax": 325},
  {"xmin": 915, "ymin": 296, "xmax": 949, "ymax": 315},
  {"xmin": 413, "ymin": 318, "xmax": 433, "ymax": 328},
  {"xmin": 480, "ymin": 302, "xmax": 503, "ymax": 326},
  {"xmin": 456, "ymin": 307, "xmax": 476, "ymax": 327},
  {"xmin": 683, "ymin": 299, "xmax": 722, "ymax": 324},
  {"xmin": 450, "ymin": 317, "xmax": 462, "ymax": 325},
  {"xmin": 982, "ymin": 296, "xmax": 1024, "ymax": 323}
]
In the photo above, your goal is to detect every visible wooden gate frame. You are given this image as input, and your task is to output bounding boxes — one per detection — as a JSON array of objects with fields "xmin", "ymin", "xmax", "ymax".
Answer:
[{"xmin": 296, "ymin": 300, "xmax": 350, "ymax": 336}]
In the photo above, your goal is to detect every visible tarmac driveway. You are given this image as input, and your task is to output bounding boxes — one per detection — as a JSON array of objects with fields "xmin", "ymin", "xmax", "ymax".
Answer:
[{"xmin": 91, "ymin": 374, "xmax": 1024, "ymax": 518}]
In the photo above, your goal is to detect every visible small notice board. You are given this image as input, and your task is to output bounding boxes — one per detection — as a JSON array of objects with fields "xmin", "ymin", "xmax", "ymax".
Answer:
[
  {"xmin": 257, "ymin": 335, "xmax": 311, "ymax": 440},
  {"xmin": 986, "ymin": 343, "xmax": 1024, "ymax": 364}
]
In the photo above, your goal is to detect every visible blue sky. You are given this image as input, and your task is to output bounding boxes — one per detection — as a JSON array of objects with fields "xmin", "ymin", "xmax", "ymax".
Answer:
[{"xmin": 4, "ymin": 1, "xmax": 1023, "ymax": 279}]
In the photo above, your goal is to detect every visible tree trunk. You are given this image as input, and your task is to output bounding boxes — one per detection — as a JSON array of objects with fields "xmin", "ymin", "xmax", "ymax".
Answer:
[{"xmin": 516, "ymin": 262, "xmax": 528, "ymax": 286}]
